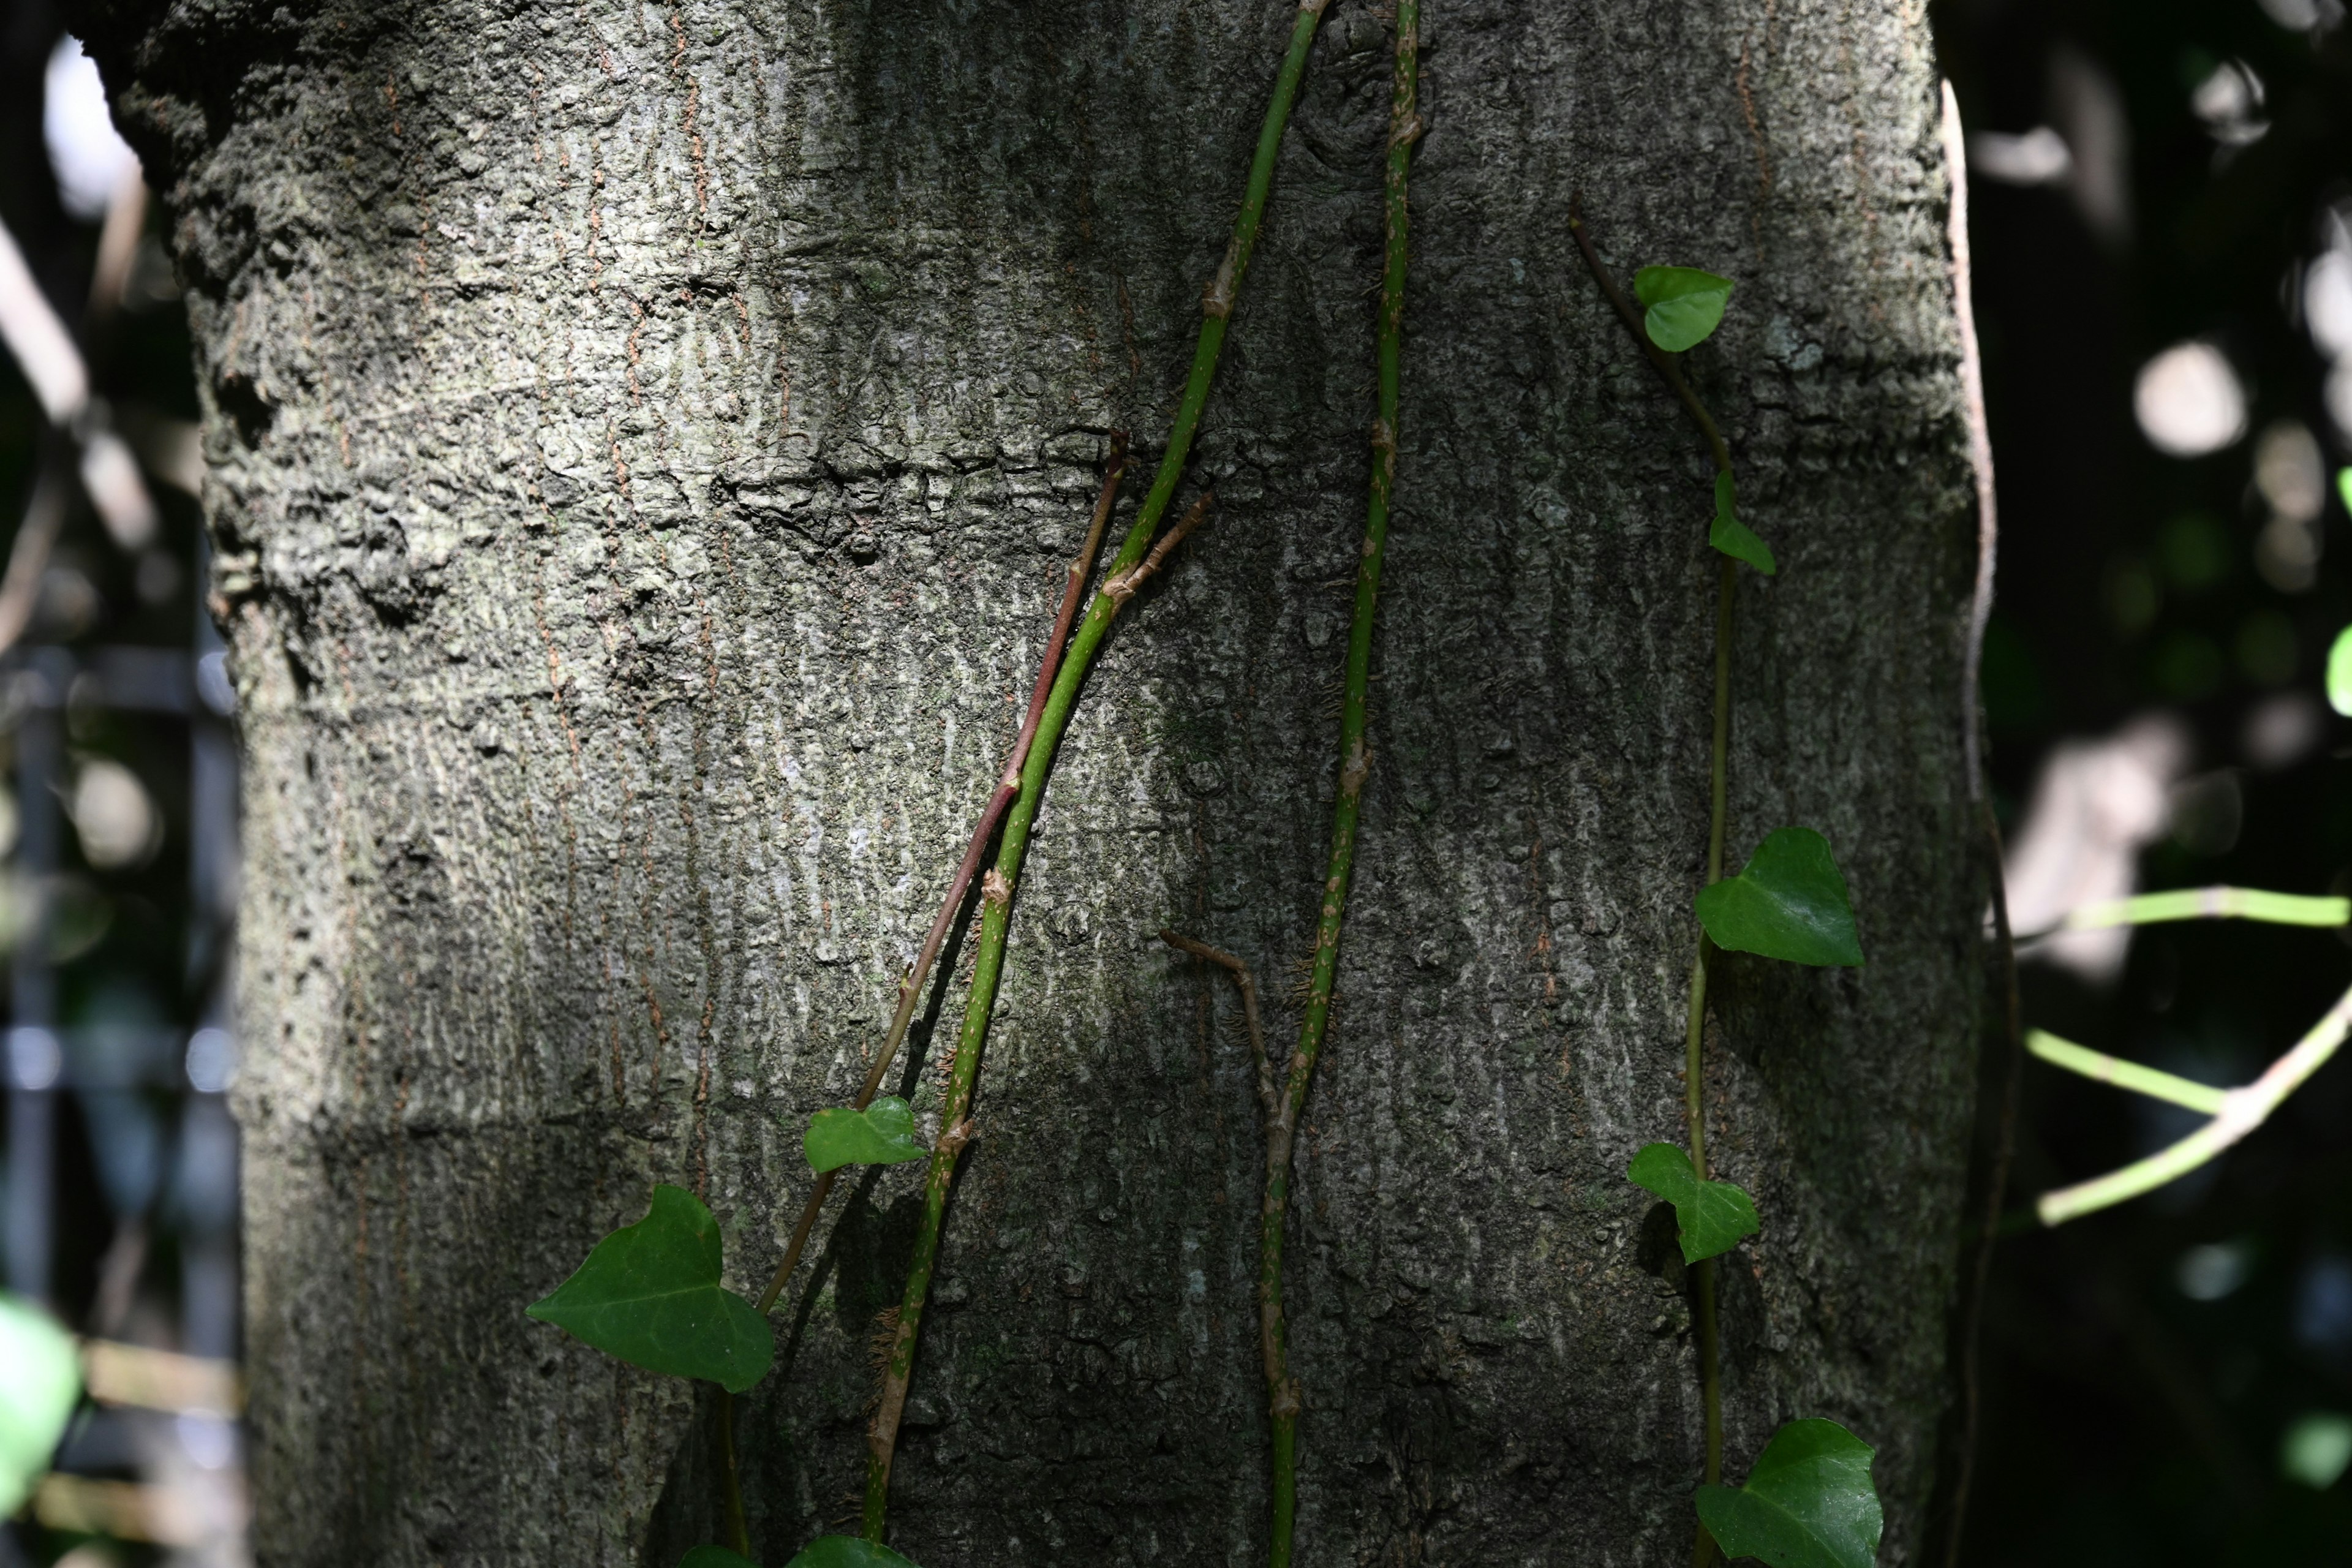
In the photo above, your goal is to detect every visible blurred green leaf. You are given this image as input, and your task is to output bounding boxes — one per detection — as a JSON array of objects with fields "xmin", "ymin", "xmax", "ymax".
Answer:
[
  {"xmin": 1634, "ymin": 266, "xmax": 1734, "ymax": 352},
  {"xmin": 1695, "ymin": 1418, "xmax": 1882, "ymax": 1568},
  {"xmin": 0, "ymin": 1292, "xmax": 81, "ymax": 1516},
  {"xmin": 804, "ymin": 1096, "xmax": 927, "ymax": 1174},
  {"xmin": 1710, "ymin": 472, "xmax": 1777, "ymax": 575},
  {"xmin": 1627, "ymin": 1143, "xmax": 1760, "ymax": 1263},
  {"xmin": 2328, "ymin": 625, "xmax": 2352, "ymax": 717},
  {"xmin": 2283, "ymin": 1412, "xmax": 2352, "ymax": 1489},
  {"xmin": 526, "ymin": 1185, "xmax": 773, "ymax": 1393},
  {"xmin": 1697, "ymin": 827, "xmax": 1863, "ymax": 967},
  {"xmin": 783, "ymin": 1538, "xmax": 924, "ymax": 1568}
]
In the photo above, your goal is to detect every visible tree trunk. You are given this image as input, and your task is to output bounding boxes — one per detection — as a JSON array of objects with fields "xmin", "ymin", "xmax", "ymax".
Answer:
[{"xmin": 77, "ymin": 0, "xmax": 1982, "ymax": 1562}]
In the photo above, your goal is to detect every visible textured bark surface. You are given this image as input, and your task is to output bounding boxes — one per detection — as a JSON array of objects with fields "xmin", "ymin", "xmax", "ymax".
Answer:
[{"xmin": 76, "ymin": 0, "xmax": 1981, "ymax": 1562}]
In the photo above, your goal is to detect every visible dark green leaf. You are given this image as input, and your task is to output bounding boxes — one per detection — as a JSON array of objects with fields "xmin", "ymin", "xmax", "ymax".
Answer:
[
  {"xmin": 0, "ymin": 1292, "xmax": 81, "ymax": 1515},
  {"xmin": 1695, "ymin": 1418, "xmax": 1882, "ymax": 1568},
  {"xmin": 1697, "ymin": 827, "xmax": 1863, "ymax": 967},
  {"xmin": 1627, "ymin": 1144, "xmax": 1760, "ymax": 1264},
  {"xmin": 1635, "ymin": 266, "xmax": 1734, "ymax": 352},
  {"xmin": 804, "ymin": 1096, "xmax": 927, "ymax": 1174},
  {"xmin": 2327, "ymin": 624, "xmax": 2352, "ymax": 717},
  {"xmin": 526, "ymin": 1185, "xmax": 773, "ymax": 1393},
  {"xmin": 681, "ymin": 1551, "xmax": 760, "ymax": 1568},
  {"xmin": 782, "ymin": 1537, "xmax": 924, "ymax": 1568},
  {"xmin": 1711, "ymin": 472, "xmax": 1777, "ymax": 575}
]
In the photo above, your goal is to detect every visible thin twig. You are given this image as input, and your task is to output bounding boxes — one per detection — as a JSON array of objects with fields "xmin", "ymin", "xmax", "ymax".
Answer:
[
  {"xmin": 1162, "ymin": 930, "xmax": 1272, "ymax": 1116},
  {"xmin": 861, "ymin": 7, "xmax": 1336, "ymax": 1540},
  {"xmin": 753, "ymin": 435, "xmax": 1128, "ymax": 1319},
  {"xmin": 2026, "ymin": 1030, "xmax": 2228, "ymax": 1114},
  {"xmin": 2037, "ymin": 979, "xmax": 2352, "ymax": 1226},
  {"xmin": 1569, "ymin": 200, "xmax": 1740, "ymax": 1567},
  {"xmin": 716, "ymin": 1387, "xmax": 749, "ymax": 1556},
  {"xmin": 1104, "ymin": 490, "xmax": 1213, "ymax": 604},
  {"xmin": 2032, "ymin": 885, "xmax": 2347, "ymax": 937},
  {"xmin": 1252, "ymin": 13, "xmax": 1419, "ymax": 1567}
]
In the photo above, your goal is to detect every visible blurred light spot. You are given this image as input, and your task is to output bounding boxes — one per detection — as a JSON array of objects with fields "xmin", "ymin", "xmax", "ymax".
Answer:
[
  {"xmin": 2103, "ymin": 557, "xmax": 2159, "ymax": 634},
  {"xmin": 2051, "ymin": 47, "xmax": 2132, "ymax": 244},
  {"xmin": 134, "ymin": 549, "xmax": 180, "ymax": 606},
  {"xmin": 2296, "ymin": 1254, "xmax": 2352, "ymax": 1352},
  {"xmin": 2168, "ymin": 769, "xmax": 2243, "ymax": 856},
  {"xmin": 2157, "ymin": 512, "xmax": 2232, "ymax": 592},
  {"xmin": 1966, "ymin": 126, "xmax": 2071, "ymax": 186},
  {"xmin": 2178, "ymin": 1239, "xmax": 2253, "ymax": 1300},
  {"xmin": 2258, "ymin": 514, "xmax": 2323, "ymax": 593},
  {"xmin": 2236, "ymin": 610, "xmax": 2299, "ymax": 685},
  {"xmin": 7, "ymin": 1025, "xmax": 61, "ymax": 1091},
  {"xmin": 2327, "ymin": 361, "xmax": 2352, "ymax": 445},
  {"xmin": 2135, "ymin": 342, "xmax": 2247, "ymax": 456},
  {"xmin": 75, "ymin": 429, "xmax": 155, "ymax": 551},
  {"xmin": 2283, "ymin": 1412, "xmax": 2352, "ymax": 1489},
  {"xmin": 2005, "ymin": 715, "xmax": 2189, "ymax": 980},
  {"xmin": 2150, "ymin": 630, "xmax": 2225, "ymax": 700},
  {"xmin": 2260, "ymin": 0, "xmax": 2346, "ymax": 31},
  {"xmin": 41, "ymin": 38, "xmax": 137, "ymax": 222},
  {"xmin": 2256, "ymin": 420, "xmax": 2327, "ymax": 521},
  {"xmin": 2245, "ymin": 690, "xmax": 2324, "ymax": 768},
  {"xmin": 2190, "ymin": 60, "xmax": 2267, "ymax": 148},
  {"xmin": 35, "ymin": 566, "xmax": 98, "ymax": 640},
  {"xmin": 2310, "ymin": 249, "xmax": 2352, "ymax": 361},
  {"xmin": 69, "ymin": 758, "xmax": 159, "ymax": 870},
  {"xmin": 174, "ymin": 1411, "xmax": 236, "ymax": 1471},
  {"xmin": 185, "ymin": 1027, "xmax": 235, "ymax": 1095}
]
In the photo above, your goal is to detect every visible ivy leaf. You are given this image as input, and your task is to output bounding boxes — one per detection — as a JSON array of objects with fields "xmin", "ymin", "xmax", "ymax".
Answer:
[
  {"xmin": 682, "ymin": 1551, "xmax": 760, "ymax": 1568},
  {"xmin": 804, "ymin": 1096, "xmax": 929, "ymax": 1174},
  {"xmin": 1710, "ymin": 472, "xmax": 1777, "ymax": 575},
  {"xmin": 1697, "ymin": 827, "xmax": 1863, "ymax": 967},
  {"xmin": 2326, "ymin": 624, "xmax": 2352, "ymax": 717},
  {"xmin": 0, "ymin": 1292, "xmax": 81, "ymax": 1516},
  {"xmin": 1635, "ymin": 266, "xmax": 1735, "ymax": 352},
  {"xmin": 1695, "ymin": 1418, "xmax": 1883, "ymax": 1568},
  {"xmin": 783, "ymin": 1538, "xmax": 924, "ymax": 1568},
  {"xmin": 1627, "ymin": 1144, "xmax": 1760, "ymax": 1264},
  {"xmin": 526, "ymin": 1185, "xmax": 774, "ymax": 1393}
]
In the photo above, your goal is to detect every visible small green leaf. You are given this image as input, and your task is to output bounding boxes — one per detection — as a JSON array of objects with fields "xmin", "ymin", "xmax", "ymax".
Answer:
[
  {"xmin": 804, "ymin": 1096, "xmax": 928, "ymax": 1174},
  {"xmin": 1710, "ymin": 472, "xmax": 1777, "ymax": 575},
  {"xmin": 1635, "ymin": 266, "xmax": 1734, "ymax": 352},
  {"xmin": 0, "ymin": 1292, "xmax": 81, "ymax": 1516},
  {"xmin": 527, "ymin": 1185, "xmax": 774, "ymax": 1393},
  {"xmin": 1697, "ymin": 827, "xmax": 1863, "ymax": 967},
  {"xmin": 783, "ymin": 1538, "xmax": 924, "ymax": 1568},
  {"xmin": 682, "ymin": 1551, "xmax": 760, "ymax": 1568},
  {"xmin": 1695, "ymin": 1418, "xmax": 1882, "ymax": 1568},
  {"xmin": 1627, "ymin": 1144, "xmax": 1760, "ymax": 1264},
  {"xmin": 2327, "ymin": 624, "xmax": 2352, "ymax": 717}
]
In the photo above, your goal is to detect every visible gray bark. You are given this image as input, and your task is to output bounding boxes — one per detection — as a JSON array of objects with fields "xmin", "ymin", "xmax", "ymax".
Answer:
[{"xmin": 76, "ymin": 0, "xmax": 1982, "ymax": 1563}]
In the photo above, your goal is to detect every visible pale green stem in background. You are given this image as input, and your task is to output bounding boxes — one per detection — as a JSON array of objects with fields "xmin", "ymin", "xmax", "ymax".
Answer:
[
  {"xmin": 2038, "ymin": 981, "xmax": 2352, "ymax": 1226},
  {"xmin": 2052, "ymin": 886, "xmax": 2349, "ymax": 933},
  {"xmin": 2025, "ymin": 1030, "xmax": 2229, "ymax": 1114}
]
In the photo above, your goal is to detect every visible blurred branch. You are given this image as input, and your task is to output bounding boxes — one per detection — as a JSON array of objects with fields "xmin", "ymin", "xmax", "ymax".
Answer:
[
  {"xmin": 2026, "ymin": 1030, "xmax": 2230, "ymax": 1114},
  {"xmin": 2038, "ymin": 981, "xmax": 2352, "ymax": 1225},
  {"xmin": 2033, "ymin": 885, "xmax": 2349, "ymax": 935}
]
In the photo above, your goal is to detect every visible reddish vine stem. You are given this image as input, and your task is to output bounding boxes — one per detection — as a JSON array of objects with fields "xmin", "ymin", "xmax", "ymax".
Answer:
[
  {"xmin": 1569, "ymin": 201, "xmax": 1740, "ymax": 1568},
  {"xmin": 752, "ymin": 435, "xmax": 1128, "ymax": 1320}
]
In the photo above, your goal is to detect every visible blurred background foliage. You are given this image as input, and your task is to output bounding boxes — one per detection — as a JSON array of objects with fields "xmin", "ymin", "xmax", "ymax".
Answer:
[{"xmin": 1937, "ymin": 0, "xmax": 2352, "ymax": 1561}]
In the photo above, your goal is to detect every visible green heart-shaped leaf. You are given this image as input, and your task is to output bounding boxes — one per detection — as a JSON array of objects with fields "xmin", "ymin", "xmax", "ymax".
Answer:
[
  {"xmin": 682, "ymin": 1550, "xmax": 760, "ymax": 1568},
  {"xmin": 1695, "ymin": 1418, "xmax": 1882, "ymax": 1568},
  {"xmin": 1635, "ymin": 265, "xmax": 1734, "ymax": 352},
  {"xmin": 1627, "ymin": 1144, "xmax": 1760, "ymax": 1264},
  {"xmin": 1711, "ymin": 472, "xmax": 1777, "ymax": 575},
  {"xmin": 2327, "ymin": 623, "xmax": 2352, "ymax": 717},
  {"xmin": 0, "ymin": 1292, "xmax": 81, "ymax": 1516},
  {"xmin": 804, "ymin": 1096, "xmax": 928, "ymax": 1174},
  {"xmin": 1697, "ymin": 827, "xmax": 1863, "ymax": 967},
  {"xmin": 783, "ymin": 1537, "xmax": 924, "ymax": 1568},
  {"xmin": 527, "ymin": 1185, "xmax": 773, "ymax": 1393}
]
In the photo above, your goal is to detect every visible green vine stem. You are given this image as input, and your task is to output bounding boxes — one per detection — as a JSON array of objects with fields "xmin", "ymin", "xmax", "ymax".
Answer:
[
  {"xmin": 1235, "ymin": 13, "xmax": 1422, "ymax": 1566},
  {"xmin": 752, "ymin": 437, "xmax": 1129, "ymax": 1320},
  {"xmin": 2038, "ymin": 980, "xmax": 2352, "ymax": 1226},
  {"xmin": 1568, "ymin": 204, "xmax": 1740, "ymax": 1558},
  {"xmin": 2026, "ymin": 1030, "xmax": 2230, "ymax": 1114},
  {"xmin": 861, "ymin": 7, "xmax": 1335, "ymax": 1539},
  {"xmin": 717, "ymin": 1387, "xmax": 750, "ymax": 1556},
  {"xmin": 2037, "ymin": 885, "xmax": 2349, "ymax": 935}
]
